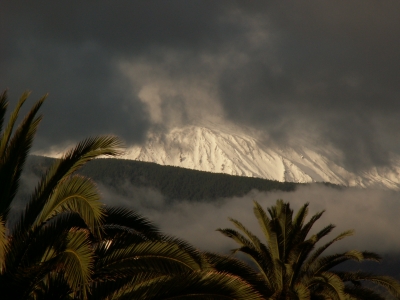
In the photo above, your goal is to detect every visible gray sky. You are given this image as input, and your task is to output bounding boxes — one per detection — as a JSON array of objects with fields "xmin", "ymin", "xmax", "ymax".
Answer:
[{"xmin": 2, "ymin": 1, "xmax": 400, "ymax": 171}]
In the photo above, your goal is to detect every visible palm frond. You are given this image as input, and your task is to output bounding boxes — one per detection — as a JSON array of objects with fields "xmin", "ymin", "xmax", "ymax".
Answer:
[
  {"xmin": 4, "ymin": 212, "xmax": 88, "ymax": 288},
  {"xmin": 28, "ymin": 272, "xmax": 73, "ymax": 300},
  {"xmin": 216, "ymin": 227, "xmax": 274, "ymax": 281},
  {"xmin": 308, "ymin": 272, "xmax": 346, "ymax": 300},
  {"xmin": 274, "ymin": 199, "xmax": 294, "ymax": 260},
  {"xmin": 0, "ymin": 216, "xmax": 7, "ymax": 271},
  {"xmin": 34, "ymin": 175, "xmax": 105, "ymax": 236},
  {"xmin": 344, "ymin": 285, "xmax": 386, "ymax": 300},
  {"xmin": 337, "ymin": 271, "xmax": 400, "ymax": 298},
  {"xmin": 111, "ymin": 271, "xmax": 264, "ymax": 300},
  {"xmin": 217, "ymin": 228, "xmax": 254, "ymax": 250},
  {"xmin": 0, "ymin": 93, "xmax": 45, "ymax": 219},
  {"xmin": 89, "ymin": 272, "xmax": 160, "ymax": 300},
  {"xmin": 204, "ymin": 252, "xmax": 272, "ymax": 298},
  {"xmin": 0, "ymin": 90, "xmax": 8, "ymax": 135},
  {"xmin": 297, "ymin": 210, "xmax": 325, "ymax": 243},
  {"xmin": 305, "ymin": 229, "xmax": 354, "ymax": 270},
  {"xmin": 14, "ymin": 135, "xmax": 124, "ymax": 235},
  {"xmin": 102, "ymin": 206, "xmax": 161, "ymax": 240},
  {"xmin": 253, "ymin": 201, "xmax": 280, "ymax": 261},
  {"xmin": 313, "ymin": 224, "xmax": 336, "ymax": 242},
  {"xmin": 357, "ymin": 251, "xmax": 381, "ymax": 261},
  {"xmin": 287, "ymin": 224, "xmax": 337, "ymax": 278},
  {"xmin": 228, "ymin": 218, "xmax": 270, "ymax": 256},
  {"xmin": 59, "ymin": 229, "xmax": 93, "ymax": 299},
  {"xmin": 307, "ymin": 250, "xmax": 368, "ymax": 276},
  {"xmin": 94, "ymin": 237, "xmax": 207, "ymax": 281},
  {"xmin": 233, "ymin": 245, "xmax": 277, "ymax": 289},
  {"xmin": 286, "ymin": 239, "xmax": 316, "ymax": 287},
  {"xmin": 292, "ymin": 282, "xmax": 310, "ymax": 300},
  {"xmin": 0, "ymin": 90, "xmax": 31, "ymax": 157},
  {"xmin": 291, "ymin": 202, "xmax": 309, "ymax": 234}
]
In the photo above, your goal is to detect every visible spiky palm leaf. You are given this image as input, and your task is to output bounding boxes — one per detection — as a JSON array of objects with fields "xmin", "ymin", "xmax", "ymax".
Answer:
[
  {"xmin": 344, "ymin": 285, "xmax": 386, "ymax": 300},
  {"xmin": 0, "ymin": 91, "xmax": 45, "ymax": 220},
  {"xmin": 337, "ymin": 271, "xmax": 400, "ymax": 299},
  {"xmin": 60, "ymin": 229, "xmax": 93, "ymax": 299},
  {"xmin": 16, "ymin": 135, "xmax": 124, "ymax": 234},
  {"xmin": 97, "ymin": 271, "xmax": 264, "ymax": 300},
  {"xmin": 94, "ymin": 237, "xmax": 207, "ymax": 276},
  {"xmin": 0, "ymin": 216, "xmax": 7, "ymax": 271},
  {"xmin": 34, "ymin": 175, "xmax": 105, "ymax": 235},
  {"xmin": 29, "ymin": 272, "xmax": 73, "ymax": 300},
  {"xmin": 90, "ymin": 218, "xmax": 209, "ymax": 298},
  {"xmin": 101, "ymin": 206, "xmax": 161, "ymax": 241},
  {"xmin": 203, "ymin": 252, "xmax": 272, "ymax": 298},
  {"xmin": 0, "ymin": 91, "xmax": 8, "ymax": 135}
]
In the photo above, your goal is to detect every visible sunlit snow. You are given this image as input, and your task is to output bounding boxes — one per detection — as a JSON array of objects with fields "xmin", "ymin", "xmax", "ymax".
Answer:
[{"xmin": 123, "ymin": 123, "xmax": 400, "ymax": 190}]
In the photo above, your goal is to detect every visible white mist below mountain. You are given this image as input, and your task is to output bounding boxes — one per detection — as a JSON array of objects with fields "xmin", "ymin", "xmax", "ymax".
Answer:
[{"xmin": 123, "ymin": 123, "xmax": 400, "ymax": 190}]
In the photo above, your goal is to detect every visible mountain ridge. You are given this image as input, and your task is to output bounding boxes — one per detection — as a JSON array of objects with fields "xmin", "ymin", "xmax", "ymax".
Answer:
[{"xmin": 122, "ymin": 123, "xmax": 400, "ymax": 190}]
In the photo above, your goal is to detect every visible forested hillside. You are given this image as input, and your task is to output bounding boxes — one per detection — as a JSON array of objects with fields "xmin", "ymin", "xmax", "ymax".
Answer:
[{"xmin": 26, "ymin": 155, "xmax": 302, "ymax": 201}]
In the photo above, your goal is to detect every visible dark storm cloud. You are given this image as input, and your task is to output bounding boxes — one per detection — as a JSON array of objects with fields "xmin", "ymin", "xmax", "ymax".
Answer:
[
  {"xmin": 217, "ymin": 1, "xmax": 400, "ymax": 171},
  {"xmin": 2, "ymin": 1, "xmax": 400, "ymax": 170},
  {"xmin": 1, "ymin": 1, "xmax": 229, "ymax": 149}
]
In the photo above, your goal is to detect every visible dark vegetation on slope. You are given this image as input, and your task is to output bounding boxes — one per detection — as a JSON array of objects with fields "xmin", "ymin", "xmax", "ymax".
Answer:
[{"xmin": 25, "ymin": 155, "xmax": 303, "ymax": 201}]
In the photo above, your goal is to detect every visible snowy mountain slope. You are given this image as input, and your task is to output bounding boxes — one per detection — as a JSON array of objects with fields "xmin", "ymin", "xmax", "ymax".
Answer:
[{"xmin": 123, "ymin": 124, "xmax": 400, "ymax": 190}]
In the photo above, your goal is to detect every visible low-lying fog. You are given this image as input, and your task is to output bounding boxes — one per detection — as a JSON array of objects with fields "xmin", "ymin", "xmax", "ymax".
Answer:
[
  {"xmin": 15, "ymin": 169, "xmax": 400, "ymax": 257},
  {"xmin": 98, "ymin": 181, "xmax": 400, "ymax": 255}
]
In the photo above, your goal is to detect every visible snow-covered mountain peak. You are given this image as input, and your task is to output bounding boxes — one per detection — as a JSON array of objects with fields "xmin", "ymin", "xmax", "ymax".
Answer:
[{"xmin": 123, "ymin": 124, "xmax": 400, "ymax": 190}]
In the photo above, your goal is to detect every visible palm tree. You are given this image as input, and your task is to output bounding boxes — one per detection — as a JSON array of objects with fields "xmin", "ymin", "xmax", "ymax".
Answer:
[
  {"xmin": 0, "ymin": 90, "xmax": 124, "ymax": 299},
  {"xmin": 0, "ymin": 91, "xmax": 264, "ymax": 300},
  {"xmin": 217, "ymin": 199, "xmax": 400, "ymax": 299}
]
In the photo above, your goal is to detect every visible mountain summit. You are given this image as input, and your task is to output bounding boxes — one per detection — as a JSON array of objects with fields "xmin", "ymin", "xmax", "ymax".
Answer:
[{"xmin": 123, "ymin": 124, "xmax": 400, "ymax": 190}]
